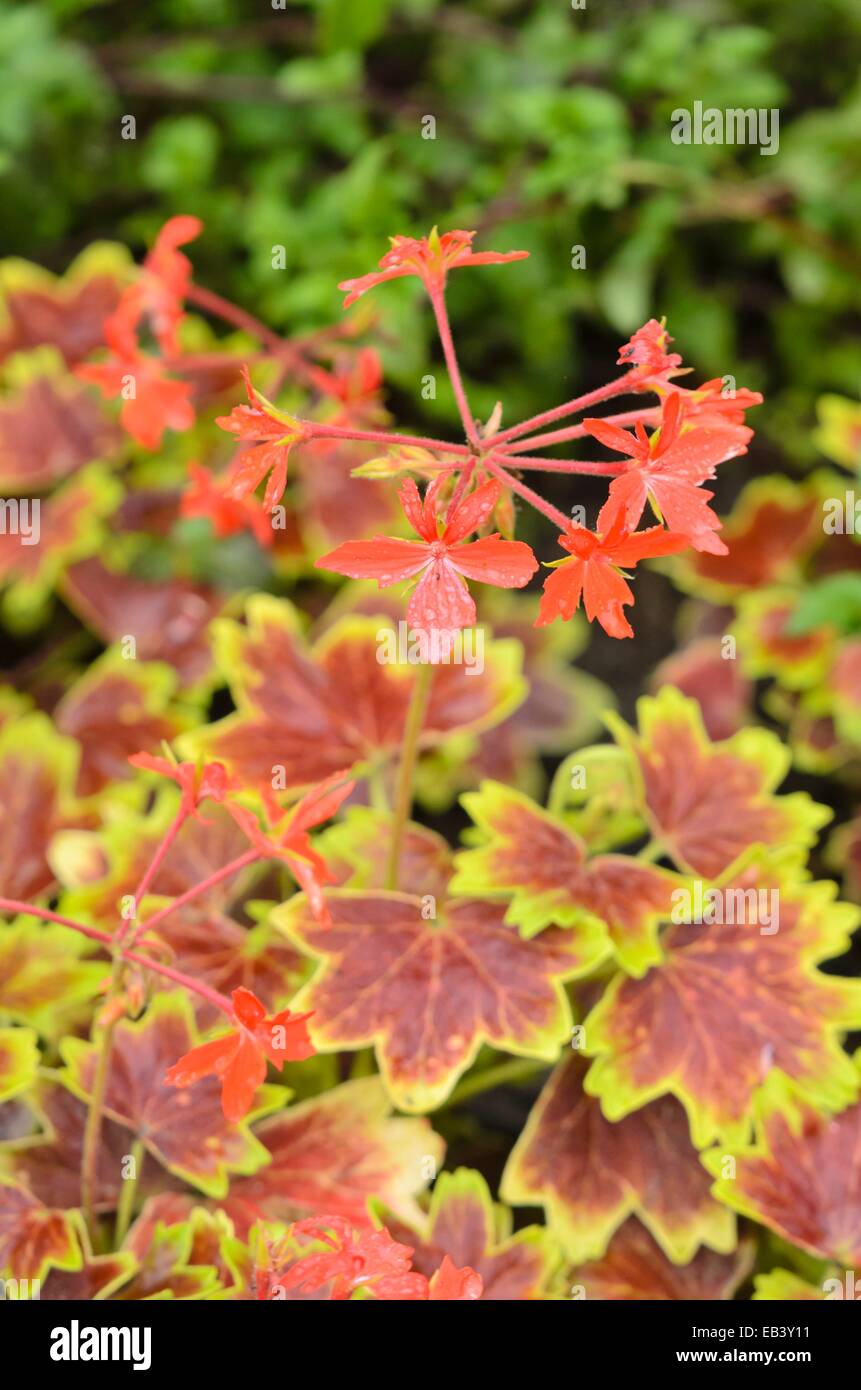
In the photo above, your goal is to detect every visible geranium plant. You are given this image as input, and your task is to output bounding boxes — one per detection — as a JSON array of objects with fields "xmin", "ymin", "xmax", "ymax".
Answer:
[{"xmin": 1, "ymin": 215, "xmax": 859, "ymax": 1305}]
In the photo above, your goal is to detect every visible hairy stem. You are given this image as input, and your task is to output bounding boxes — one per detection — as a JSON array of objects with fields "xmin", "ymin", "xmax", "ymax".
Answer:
[
  {"xmin": 497, "ymin": 454, "xmax": 626, "ymax": 475},
  {"xmin": 428, "ymin": 286, "xmax": 480, "ymax": 447},
  {"xmin": 306, "ymin": 420, "xmax": 470, "ymax": 456},
  {"xmin": 138, "ymin": 849, "xmax": 260, "ymax": 937},
  {"xmin": 483, "ymin": 454, "xmax": 571, "ymax": 531},
  {"xmin": 0, "ymin": 898, "xmax": 232, "ymax": 1015},
  {"xmin": 504, "ymin": 406, "xmax": 661, "ymax": 454},
  {"xmin": 120, "ymin": 807, "xmax": 188, "ymax": 949},
  {"xmin": 489, "ymin": 373, "xmax": 640, "ymax": 448},
  {"xmin": 385, "ymin": 661, "xmax": 434, "ymax": 890},
  {"xmin": 186, "ymin": 283, "xmax": 285, "ymax": 353}
]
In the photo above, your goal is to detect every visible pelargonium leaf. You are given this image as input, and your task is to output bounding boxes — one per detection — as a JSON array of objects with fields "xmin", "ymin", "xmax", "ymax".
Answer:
[
  {"xmin": 179, "ymin": 595, "xmax": 526, "ymax": 794},
  {"xmin": 394, "ymin": 1167, "xmax": 560, "ymax": 1301},
  {"xmin": 0, "ymin": 465, "xmax": 122, "ymax": 628},
  {"xmin": 0, "ymin": 712, "xmax": 82, "ymax": 902},
  {"xmin": 0, "ymin": 375, "xmax": 120, "ymax": 492},
  {"xmin": 752, "ymin": 1269, "xmax": 827, "ymax": 1301},
  {"xmin": 275, "ymin": 890, "xmax": 591, "ymax": 1112},
  {"xmin": 222, "ymin": 1076, "xmax": 443, "ymax": 1236},
  {"xmin": 54, "ymin": 651, "xmax": 197, "ymax": 797},
  {"xmin": 0, "ymin": 1181, "xmax": 81, "ymax": 1282},
  {"xmin": 571, "ymin": 1218, "xmax": 753, "ymax": 1302},
  {"xmin": 40, "ymin": 1211, "xmax": 137, "ymax": 1300},
  {"xmin": 583, "ymin": 852, "xmax": 861, "ymax": 1147},
  {"xmin": 0, "ymin": 919, "xmax": 103, "ymax": 1038},
  {"xmin": 452, "ymin": 780, "xmax": 683, "ymax": 975},
  {"xmin": 61, "ymin": 558, "xmax": 225, "ymax": 694},
  {"xmin": 608, "ymin": 687, "xmax": 830, "ymax": 878},
  {"xmin": 0, "ymin": 243, "xmax": 128, "ymax": 366},
  {"xmin": 0, "ymin": 1026, "xmax": 39, "ymax": 1102},
  {"xmin": 59, "ymin": 993, "xmax": 282, "ymax": 1197},
  {"xmin": 501, "ymin": 1055, "xmax": 735, "ymax": 1264},
  {"xmin": 319, "ymin": 807, "xmax": 453, "ymax": 899},
  {"xmin": 703, "ymin": 1063, "xmax": 861, "ymax": 1265}
]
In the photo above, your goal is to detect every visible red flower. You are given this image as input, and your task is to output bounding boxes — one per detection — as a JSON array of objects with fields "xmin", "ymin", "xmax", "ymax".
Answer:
[
  {"xmin": 216, "ymin": 367, "xmax": 307, "ymax": 513},
  {"xmin": 306, "ymin": 348, "xmax": 384, "ymax": 413},
  {"xmin": 283, "ymin": 1218, "xmax": 427, "ymax": 1301},
  {"xmin": 338, "ymin": 227, "xmax": 529, "ymax": 307},
  {"xmin": 428, "ymin": 1255, "xmax": 484, "ymax": 1301},
  {"xmin": 227, "ymin": 772, "xmax": 356, "ymax": 926},
  {"xmin": 76, "ymin": 303, "xmax": 194, "ymax": 450},
  {"xmin": 181, "ymin": 463, "xmax": 274, "ymax": 547},
  {"xmin": 129, "ymin": 214, "xmax": 203, "ymax": 356},
  {"xmin": 536, "ymin": 512, "xmax": 689, "ymax": 638},
  {"xmin": 316, "ymin": 473, "xmax": 538, "ymax": 634},
  {"xmin": 584, "ymin": 391, "xmax": 750, "ymax": 554},
  {"xmin": 128, "ymin": 751, "xmax": 230, "ymax": 819},
  {"xmin": 665, "ymin": 376, "xmax": 764, "ymax": 428},
  {"xmin": 164, "ymin": 986, "xmax": 315, "ymax": 1123},
  {"xmin": 617, "ymin": 318, "xmax": 684, "ymax": 386}
]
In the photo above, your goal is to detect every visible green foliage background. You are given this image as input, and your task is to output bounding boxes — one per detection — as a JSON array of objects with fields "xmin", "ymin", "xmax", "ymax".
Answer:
[{"xmin": 2, "ymin": 0, "xmax": 860, "ymax": 469}]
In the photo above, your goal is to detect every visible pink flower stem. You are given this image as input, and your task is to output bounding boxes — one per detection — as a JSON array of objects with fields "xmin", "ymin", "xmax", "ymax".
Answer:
[
  {"xmin": 482, "ymin": 454, "xmax": 571, "ymax": 532},
  {"xmin": 488, "ymin": 374, "xmax": 641, "ymax": 448},
  {"xmin": 504, "ymin": 406, "xmax": 661, "ymax": 454},
  {"xmin": 137, "ymin": 849, "xmax": 261, "ymax": 937},
  {"xmin": 0, "ymin": 898, "xmax": 232, "ymax": 1015},
  {"xmin": 428, "ymin": 286, "xmax": 481, "ymax": 447},
  {"xmin": 118, "ymin": 808, "xmax": 189, "ymax": 949},
  {"xmin": 305, "ymin": 421, "xmax": 471, "ymax": 456},
  {"xmin": 447, "ymin": 458, "xmax": 476, "ymax": 517},
  {"xmin": 497, "ymin": 455, "xmax": 626, "ymax": 475},
  {"xmin": 186, "ymin": 283, "xmax": 286, "ymax": 353}
]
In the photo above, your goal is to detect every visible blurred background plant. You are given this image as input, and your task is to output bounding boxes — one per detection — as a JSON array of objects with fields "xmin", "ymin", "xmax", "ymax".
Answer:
[{"xmin": 1, "ymin": 0, "xmax": 861, "ymax": 841}]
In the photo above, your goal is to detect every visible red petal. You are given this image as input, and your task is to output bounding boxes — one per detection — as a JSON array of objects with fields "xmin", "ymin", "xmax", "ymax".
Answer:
[
  {"xmin": 449, "ymin": 535, "xmax": 538, "ymax": 588},
  {"xmin": 315, "ymin": 537, "xmax": 429, "ymax": 585}
]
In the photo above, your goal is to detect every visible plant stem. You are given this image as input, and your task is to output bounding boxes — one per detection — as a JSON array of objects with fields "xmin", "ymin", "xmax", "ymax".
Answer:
[
  {"xmin": 428, "ymin": 286, "xmax": 480, "ymax": 447},
  {"xmin": 120, "ymin": 808, "xmax": 188, "ymax": 949},
  {"xmin": 0, "ymin": 898, "xmax": 232, "ymax": 1015},
  {"xmin": 505, "ymin": 406, "xmax": 660, "ymax": 454},
  {"xmin": 186, "ymin": 283, "xmax": 285, "ymax": 353},
  {"xmin": 483, "ymin": 454, "xmax": 571, "ymax": 532},
  {"xmin": 138, "ymin": 849, "xmax": 259, "ymax": 937},
  {"xmin": 444, "ymin": 1057, "xmax": 548, "ymax": 1107},
  {"xmin": 489, "ymin": 373, "xmax": 640, "ymax": 448},
  {"xmin": 114, "ymin": 1138, "xmax": 145, "ymax": 1247},
  {"xmin": 385, "ymin": 661, "xmax": 434, "ymax": 890},
  {"xmin": 81, "ymin": 956, "xmax": 123, "ymax": 1245},
  {"xmin": 306, "ymin": 420, "xmax": 470, "ymax": 456},
  {"xmin": 498, "ymin": 454, "xmax": 626, "ymax": 475}
]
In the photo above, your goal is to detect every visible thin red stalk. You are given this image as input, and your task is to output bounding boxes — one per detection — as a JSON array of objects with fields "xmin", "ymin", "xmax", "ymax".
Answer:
[
  {"xmin": 120, "ymin": 808, "xmax": 188, "ymax": 948},
  {"xmin": 488, "ymin": 373, "xmax": 641, "ymax": 447},
  {"xmin": 0, "ymin": 898, "xmax": 113, "ymax": 946},
  {"xmin": 186, "ymin": 282, "xmax": 285, "ymax": 353},
  {"xmin": 0, "ymin": 897, "xmax": 232, "ymax": 1015},
  {"xmin": 482, "ymin": 454, "xmax": 570, "ymax": 532},
  {"xmin": 497, "ymin": 455, "xmax": 626, "ymax": 475},
  {"xmin": 447, "ymin": 457, "xmax": 476, "ymax": 516},
  {"xmin": 305, "ymin": 421, "xmax": 471, "ymax": 455},
  {"xmin": 428, "ymin": 286, "xmax": 480, "ymax": 447},
  {"xmin": 138, "ymin": 849, "xmax": 260, "ymax": 937},
  {"xmin": 504, "ymin": 406, "xmax": 661, "ymax": 454}
]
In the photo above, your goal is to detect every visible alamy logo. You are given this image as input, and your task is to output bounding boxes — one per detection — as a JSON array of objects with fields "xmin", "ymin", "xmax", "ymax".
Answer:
[
  {"xmin": 50, "ymin": 1321, "xmax": 151, "ymax": 1371},
  {"xmin": 671, "ymin": 101, "xmax": 779, "ymax": 156},
  {"xmin": 0, "ymin": 497, "xmax": 40, "ymax": 545},
  {"xmin": 671, "ymin": 882, "xmax": 779, "ymax": 934},
  {"xmin": 376, "ymin": 621, "xmax": 485, "ymax": 676}
]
